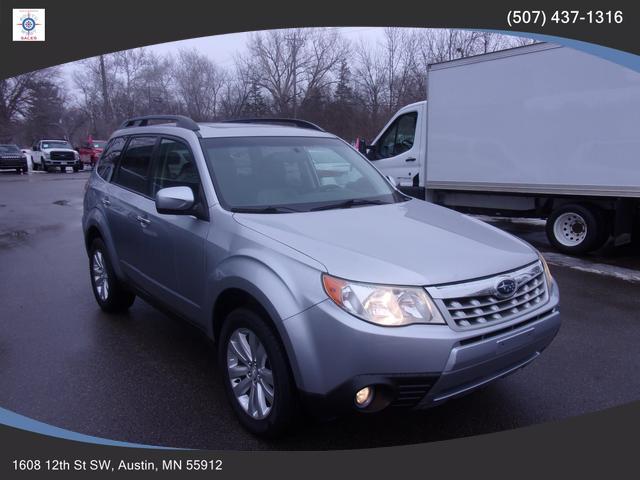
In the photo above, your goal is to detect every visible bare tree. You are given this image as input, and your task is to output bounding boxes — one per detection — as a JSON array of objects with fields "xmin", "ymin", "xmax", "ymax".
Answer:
[
  {"xmin": 171, "ymin": 49, "xmax": 226, "ymax": 121},
  {"xmin": 9, "ymin": 27, "xmax": 538, "ymax": 145},
  {"xmin": 352, "ymin": 38, "xmax": 386, "ymax": 127},
  {"xmin": 244, "ymin": 28, "xmax": 347, "ymax": 117}
]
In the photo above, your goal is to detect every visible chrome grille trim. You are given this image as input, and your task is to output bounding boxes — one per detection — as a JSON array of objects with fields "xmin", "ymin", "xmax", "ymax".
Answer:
[
  {"xmin": 426, "ymin": 261, "xmax": 549, "ymax": 330},
  {"xmin": 50, "ymin": 151, "xmax": 75, "ymax": 160}
]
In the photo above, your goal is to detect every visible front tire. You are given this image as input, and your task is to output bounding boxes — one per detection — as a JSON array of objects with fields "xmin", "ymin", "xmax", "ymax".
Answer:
[
  {"xmin": 218, "ymin": 308, "xmax": 298, "ymax": 437},
  {"xmin": 89, "ymin": 238, "xmax": 135, "ymax": 313},
  {"xmin": 546, "ymin": 204, "xmax": 608, "ymax": 254}
]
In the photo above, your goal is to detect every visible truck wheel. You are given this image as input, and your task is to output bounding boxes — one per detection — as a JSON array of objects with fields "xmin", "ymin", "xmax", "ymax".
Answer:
[
  {"xmin": 218, "ymin": 308, "xmax": 298, "ymax": 438},
  {"xmin": 73, "ymin": 166, "xmax": 80, "ymax": 172},
  {"xmin": 546, "ymin": 204, "xmax": 608, "ymax": 254},
  {"xmin": 89, "ymin": 238, "xmax": 135, "ymax": 313}
]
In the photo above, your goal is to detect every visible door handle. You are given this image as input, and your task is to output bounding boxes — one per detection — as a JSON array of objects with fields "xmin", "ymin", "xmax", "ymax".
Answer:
[
  {"xmin": 102, "ymin": 198, "xmax": 111, "ymax": 207},
  {"xmin": 405, "ymin": 157, "xmax": 417, "ymax": 162},
  {"xmin": 136, "ymin": 215, "xmax": 151, "ymax": 227}
]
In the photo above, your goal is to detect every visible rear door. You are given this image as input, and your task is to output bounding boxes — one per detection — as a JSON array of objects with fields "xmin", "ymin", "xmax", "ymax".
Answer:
[{"xmin": 107, "ymin": 135, "xmax": 160, "ymax": 290}]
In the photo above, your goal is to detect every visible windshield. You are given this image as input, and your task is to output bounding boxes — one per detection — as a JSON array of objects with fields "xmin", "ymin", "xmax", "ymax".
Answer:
[
  {"xmin": 0, "ymin": 145, "xmax": 20, "ymax": 154},
  {"xmin": 200, "ymin": 136, "xmax": 405, "ymax": 212},
  {"xmin": 92, "ymin": 141, "xmax": 106, "ymax": 149},
  {"xmin": 42, "ymin": 141, "xmax": 71, "ymax": 149}
]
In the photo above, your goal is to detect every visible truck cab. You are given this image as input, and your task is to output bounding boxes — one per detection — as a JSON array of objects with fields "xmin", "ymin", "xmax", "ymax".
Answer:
[
  {"xmin": 360, "ymin": 43, "xmax": 640, "ymax": 255},
  {"xmin": 31, "ymin": 139, "xmax": 81, "ymax": 173},
  {"xmin": 362, "ymin": 101, "xmax": 426, "ymax": 191},
  {"xmin": 77, "ymin": 139, "xmax": 107, "ymax": 168}
]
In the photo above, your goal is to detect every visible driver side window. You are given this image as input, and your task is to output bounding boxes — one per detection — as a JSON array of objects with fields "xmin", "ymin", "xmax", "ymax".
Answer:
[{"xmin": 375, "ymin": 112, "xmax": 417, "ymax": 160}]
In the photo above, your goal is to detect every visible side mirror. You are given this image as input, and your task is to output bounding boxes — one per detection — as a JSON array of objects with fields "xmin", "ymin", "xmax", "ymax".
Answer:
[
  {"xmin": 155, "ymin": 186, "xmax": 195, "ymax": 215},
  {"xmin": 356, "ymin": 137, "xmax": 368, "ymax": 155}
]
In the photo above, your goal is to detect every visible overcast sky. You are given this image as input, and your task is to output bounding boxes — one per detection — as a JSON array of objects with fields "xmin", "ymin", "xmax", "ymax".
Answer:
[{"xmin": 60, "ymin": 27, "xmax": 385, "ymax": 89}]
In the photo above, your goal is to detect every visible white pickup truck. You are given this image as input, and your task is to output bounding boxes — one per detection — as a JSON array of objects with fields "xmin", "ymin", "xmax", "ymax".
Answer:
[
  {"xmin": 31, "ymin": 139, "xmax": 82, "ymax": 173},
  {"xmin": 360, "ymin": 43, "xmax": 640, "ymax": 254}
]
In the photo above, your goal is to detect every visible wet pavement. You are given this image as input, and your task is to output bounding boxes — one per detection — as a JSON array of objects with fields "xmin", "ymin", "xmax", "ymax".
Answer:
[{"xmin": 1, "ymin": 170, "xmax": 639, "ymax": 450}]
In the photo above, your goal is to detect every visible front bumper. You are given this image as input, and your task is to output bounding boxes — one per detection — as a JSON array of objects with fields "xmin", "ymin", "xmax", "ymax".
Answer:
[
  {"xmin": 0, "ymin": 158, "xmax": 27, "ymax": 169},
  {"xmin": 43, "ymin": 159, "xmax": 80, "ymax": 167},
  {"xmin": 283, "ymin": 280, "xmax": 560, "ymax": 415}
]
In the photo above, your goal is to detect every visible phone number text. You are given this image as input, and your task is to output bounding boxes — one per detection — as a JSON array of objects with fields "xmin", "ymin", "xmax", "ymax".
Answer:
[{"xmin": 507, "ymin": 10, "xmax": 623, "ymax": 27}]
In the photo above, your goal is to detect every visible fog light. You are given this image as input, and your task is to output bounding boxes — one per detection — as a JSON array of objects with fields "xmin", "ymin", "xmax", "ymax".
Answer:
[{"xmin": 355, "ymin": 386, "xmax": 374, "ymax": 408}]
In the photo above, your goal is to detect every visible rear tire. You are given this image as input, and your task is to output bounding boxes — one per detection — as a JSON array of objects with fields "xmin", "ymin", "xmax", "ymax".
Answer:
[
  {"xmin": 546, "ymin": 204, "xmax": 609, "ymax": 254},
  {"xmin": 218, "ymin": 308, "xmax": 298, "ymax": 437},
  {"xmin": 89, "ymin": 238, "xmax": 135, "ymax": 313}
]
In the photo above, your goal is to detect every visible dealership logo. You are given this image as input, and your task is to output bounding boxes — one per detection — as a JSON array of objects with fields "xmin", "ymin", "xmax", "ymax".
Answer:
[
  {"xmin": 13, "ymin": 9, "xmax": 45, "ymax": 41},
  {"xmin": 495, "ymin": 278, "xmax": 518, "ymax": 299}
]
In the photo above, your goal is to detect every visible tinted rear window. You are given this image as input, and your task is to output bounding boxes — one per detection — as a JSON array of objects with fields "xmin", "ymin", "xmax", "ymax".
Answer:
[{"xmin": 112, "ymin": 136, "xmax": 156, "ymax": 195}]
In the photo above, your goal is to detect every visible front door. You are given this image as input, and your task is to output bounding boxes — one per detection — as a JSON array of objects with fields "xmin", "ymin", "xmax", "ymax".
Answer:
[
  {"xmin": 369, "ymin": 111, "xmax": 419, "ymax": 186},
  {"xmin": 143, "ymin": 137, "xmax": 209, "ymax": 320}
]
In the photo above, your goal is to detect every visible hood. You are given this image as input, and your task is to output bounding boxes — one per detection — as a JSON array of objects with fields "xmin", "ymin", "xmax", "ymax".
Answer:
[
  {"xmin": 43, "ymin": 148, "xmax": 76, "ymax": 153},
  {"xmin": 233, "ymin": 199, "xmax": 538, "ymax": 286}
]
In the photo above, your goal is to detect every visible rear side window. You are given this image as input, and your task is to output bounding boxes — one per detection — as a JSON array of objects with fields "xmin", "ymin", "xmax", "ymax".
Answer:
[
  {"xmin": 113, "ymin": 136, "xmax": 157, "ymax": 196},
  {"xmin": 96, "ymin": 137, "xmax": 126, "ymax": 182}
]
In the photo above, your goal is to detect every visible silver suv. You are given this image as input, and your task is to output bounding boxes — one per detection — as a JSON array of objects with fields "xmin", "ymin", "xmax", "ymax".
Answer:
[{"xmin": 82, "ymin": 115, "xmax": 560, "ymax": 436}]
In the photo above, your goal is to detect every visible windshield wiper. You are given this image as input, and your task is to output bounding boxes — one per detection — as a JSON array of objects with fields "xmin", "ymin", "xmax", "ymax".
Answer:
[
  {"xmin": 231, "ymin": 206, "xmax": 301, "ymax": 214},
  {"xmin": 310, "ymin": 198, "xmax": 391, "ymax": 212}
]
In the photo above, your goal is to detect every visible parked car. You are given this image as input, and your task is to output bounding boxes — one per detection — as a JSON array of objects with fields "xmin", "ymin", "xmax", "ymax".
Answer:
[
  {"xmin": 31, "ymin": 139, "xmax": 82, "ymax": 172},
  {"xmin": 77, "ymin": 139, "xmax": 107, "ymax": 168},
  {"xmin": 0, "ymin": 144, "xmax": 28, "ymax": 174},
  {"xmin": 359, "ymin": 43, "xmax": 640, "ymax": 254},
  {"xmin": 82, "ymin": 115, "xmax": 560, "ymax": 437}
]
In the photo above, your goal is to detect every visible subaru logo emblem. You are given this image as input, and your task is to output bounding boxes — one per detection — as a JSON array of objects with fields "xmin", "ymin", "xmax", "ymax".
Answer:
[{"xmin": 495, "ymin": 278, "xmax": 517, "ymax": 298}]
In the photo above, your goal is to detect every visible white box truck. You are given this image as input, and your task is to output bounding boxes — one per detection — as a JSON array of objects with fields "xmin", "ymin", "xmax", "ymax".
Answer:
[{"xmin": 359, "ymin": 43, "xmax": 640, "ymax": 254}]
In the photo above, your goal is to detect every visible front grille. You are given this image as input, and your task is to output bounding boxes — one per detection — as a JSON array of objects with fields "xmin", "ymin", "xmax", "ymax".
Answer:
[
  {"xmin": 50, "ymin": 151, "xmax": 74, "ymax": 160},
  {"xmin": 430, "ymin": 262, "xmax": 548, "ymax": 330}
]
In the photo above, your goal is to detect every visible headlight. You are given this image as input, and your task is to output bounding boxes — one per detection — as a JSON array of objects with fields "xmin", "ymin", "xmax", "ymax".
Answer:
[
  {"xmin": 322, "ymin": 273, "xmax": 445, "ymax": 326},
  {"xmin": 74, "ymin": 152, "xmax": 80, "ymax": 160},
  {"xmin": 538, "ymin": 252, "xmax": 553, "ymax": 287},
  {"xmin": 44, "ymin": 152, "xmax": 50, "ymax": 159}
]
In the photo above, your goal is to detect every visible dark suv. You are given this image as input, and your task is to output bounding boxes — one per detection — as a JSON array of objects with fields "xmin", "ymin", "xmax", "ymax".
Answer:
[{"xmin": 0, "ymin": 145, "xmax": 28, "ymax": 174}]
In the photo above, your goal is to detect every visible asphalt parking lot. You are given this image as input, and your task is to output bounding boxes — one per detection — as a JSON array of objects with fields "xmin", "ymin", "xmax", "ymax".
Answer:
[{"xmin": 1, "ymin": 170, "xmax": 639, "ymax": 450}]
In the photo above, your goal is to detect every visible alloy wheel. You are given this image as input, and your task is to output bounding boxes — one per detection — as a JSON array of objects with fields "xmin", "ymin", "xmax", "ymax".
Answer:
[
  {"xmin": 92, "ymin": 250, "xmax": 109, "ymax": 301},
  {"xmin": 226, "ymin": 328, "xmax": 275, "ymax": 419}
]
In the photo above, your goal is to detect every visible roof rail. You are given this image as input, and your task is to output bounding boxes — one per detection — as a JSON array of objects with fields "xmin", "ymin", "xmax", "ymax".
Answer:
[
  {"xmin": 119, "ymin": 115, "xmax": 200, "ymax": 132},
  {"xmin": 223, "ymin": 118, "xmax": 325, "ymax": 132}
]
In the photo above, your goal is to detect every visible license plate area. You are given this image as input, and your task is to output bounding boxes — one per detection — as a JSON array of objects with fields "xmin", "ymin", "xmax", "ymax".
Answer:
[{"xmin": 496, "ymin": 327, "xmax": 535, "ymax": 352}]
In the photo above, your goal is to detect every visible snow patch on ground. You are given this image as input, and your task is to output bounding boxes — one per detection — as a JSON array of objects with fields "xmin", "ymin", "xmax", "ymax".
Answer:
[{"xmin": 542, "ymin": 251, "xmax": 640, "ymax": 283}]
